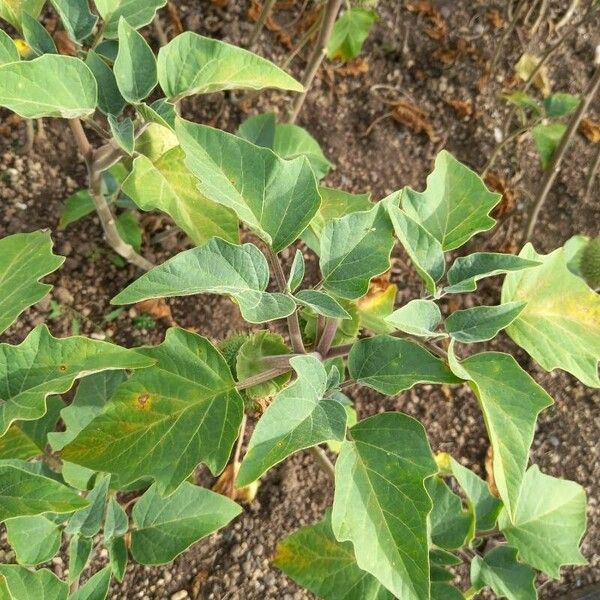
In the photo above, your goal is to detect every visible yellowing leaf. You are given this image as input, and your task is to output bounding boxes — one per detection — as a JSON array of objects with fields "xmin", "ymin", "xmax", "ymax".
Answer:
[{"xmin": 514, "ymin": 53, "xmax": 550, "ymax": 96}]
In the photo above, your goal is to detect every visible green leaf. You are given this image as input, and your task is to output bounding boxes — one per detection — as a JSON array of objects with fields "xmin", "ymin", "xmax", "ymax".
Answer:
[
  {"xmin": 63, "ymin": 328, "xmax": 244, "ymax": 495},
  {"xmin": 122, "ymin": 147, "xmax": 239, "ymax": 245},
  {"xmin": 175, "ymin": 118, "xmax": 320, "ymax": 252},
  {"xmin": 137, "ymin": 98, "xmax": 176, "ymax": 130},
  {"xmin": 431, "ymin": 582, "xmax": 464, "ymax": 600},
  {"xmin": 95, "ymin": 0, "xmax": 166, "ymax": 38},
  {"xmin": 320, "ymin": 200, "xmax": 394, "ymax": 300},
  {"xmin": 107, "ymin": 537, "xmax": 127, "ymax": 582},
  {"xmin": 502, "ymin": 243, "xmax": 600, "ymax": 387},
  {"xmin": 0, "ymin": 29, "xmax": 19, "ymax": 64},
  {"xmin": 0, "ymin": 462, "xmax": 87, "ymax": 521},
  {"xmin": 130, "ymin": 481, "xmax": 241, "ymax": 565},
  {"xmin": 0, "ymin": 0, "xmax": 45, "ymax": 30},
  {"xmin": 357, "ymin": 281, "xmax": 397, "ymax": 335},
  {"xmin": 327, "ymin": 8, "xmax": 377, "ymax": 60},
  {"xmin": 114, "ymin": 17, "xmax": 156, "ymax": 103},
  {"xmin": 5, "ymin": 514, "xmax": 62, "ymax": 565},
  {"xmin": 288, "ymin": 249, "xmax": 305, "ymax": 292},
  {"xmin": 49, "ymin": 371, "xmax": 126, "ymax": 452},
  {"xmin": 471, "ymin": 545, "xmax": 536, "ymax": 600},
  {"xmin": 448, "ymin": 457, "xmax": 502, "ymax": 532},
  {"xmin": 387, "ymin": 204, "xmax": 445, "ymax": 295},
  {"xmin": 533, "ymin": 123, "xmax": 565, "ymax": 170},
  {"xmin": 453, "ymin": 351, "xmax": 553, "ymax": 519},
  {"xmin": 0, "ymin": 565, "xmax": 67, "ymax": 600},
  {"xmin": 0, "ymin": 325, "xmax": 153, "ymax": 436},
  {"xmin": 61, "ymin": 462, "xmax": 96, "ymax": 491},
  {"xmin": 274, "ymin": 510, "xmax": 394, "ymax": 600},
  {"xmin": 295, "ymin": 290, "xmax": 351, "ymax": 319},
  {"xmin": 401, "ymin": 150, "xmax": 501, "ymax": 251},
  {"xmin": 237, "ymin": 112, "xmax": 276, "ymax": 147},
  {"xmin": 85, "ymin": 50, "xmax": 126, "ymax": 116},
  {"xmin": 104, "ymin": 497, "xmax": 128, "ymax": 542},
  {"xmin": 68, "ymin": 535, "xmax": 93, "ymax": 585},
  {"xmin": 235, "ymin": 331, "xmax": 291, "ymax": 399},
  {"xmin": 332, "ymin": 412, "xmax": 437, "ymax": 599},
  {"xmin": 0, "ymin": 54, "xmax": 97, "ymax": 118},
  {"xmin": 115, "ymin": 211, "xmax": 142, "ymax": 253},
  {"xmin": 112, "ymin": 238, "xmax": 295, "ymax": 323},
  {"xmin": 59, "ymin": 190, "xmax": 96, "ymax": 230},
  {"xmin": 157, "ymin": 31, "xmax": 302, "ymax": 100},
  {"xmin": 499, "ymin": 465, "xmax": 587, "ymax": 578},
  {"xmin": 237, "ymin": 355, "xmax": 347, "ymax": 487},
  {"xmin": 68, "ymin": 566, "xmax": 112, "ymax": 600},
  {"xmin": 65, "ymin": 474, "xmax": 110, "ymax": 538},
  {"xmin": 385, "ymin": 299, "xmax": 442, "ymax": 337},
  {"xmin": 22, "ymin": 12, "xmax": 57, "ymax": 55},
  {"xmin": 543, "ymin": 92, "xmax": 580, "ymax": 118},
  {"xmin": 0, "ymin": 231, "xmax": 65, "ymax": 334},
  {"xmin": 426, "ymin": 476, "xmax": 474, "ymax": 550},
  {"xmin": 349, "ymin": 335, "xmax": 460, "ymax": 395},
  {"xmin": 501, "ymin": 90, "xmax": 542, "ymax": 115},
  {"xmin": 108, "ymin": 115, "xmax": 134, "ymax": 155},
  {"xmin": 302, "ymin": 299, "xmax": 360, "ymax": 347},
  {"xmin": 444, "ymin": 252, "xmax": 541, "ymax": 293},
  {"xmin": 49, "ymin": 0, "xmax": 98, "ymax": 42},
  {"xmin": 445, "ymin": 301, "xmax": 526, "ymax": 343}
]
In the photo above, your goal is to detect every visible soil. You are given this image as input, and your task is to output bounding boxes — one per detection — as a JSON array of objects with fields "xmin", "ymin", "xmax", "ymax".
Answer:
[{"xmin": 1, "ymin": 1, "xmax": 599, "ymax": 599}]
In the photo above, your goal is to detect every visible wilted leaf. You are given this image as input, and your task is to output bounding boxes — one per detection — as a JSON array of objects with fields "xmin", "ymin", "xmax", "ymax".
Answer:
[{"xmin": 514, "ymin": 53, "xmax": 550, "ymax": 96}]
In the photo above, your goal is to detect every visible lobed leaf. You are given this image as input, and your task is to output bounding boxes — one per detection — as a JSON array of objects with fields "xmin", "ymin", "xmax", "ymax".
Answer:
[
  {"xmin": 95, "ymin": 0, "xmax": 166, "ymax": 38},
  {"xmin": 0, "ymin": 565, "xmax": 67, "ymax": 600},
  {"xmin": 327, "ymin": 8, "xmax": 378, "ymax": 61}
]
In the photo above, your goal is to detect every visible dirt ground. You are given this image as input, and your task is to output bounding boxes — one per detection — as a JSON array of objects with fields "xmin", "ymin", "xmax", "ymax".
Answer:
[{"xmin": 0, "ymin": 1, "xmax": 599, "ymax": 598}]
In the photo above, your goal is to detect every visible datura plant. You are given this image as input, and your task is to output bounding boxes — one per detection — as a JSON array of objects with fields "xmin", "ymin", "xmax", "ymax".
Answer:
[{"xmin": 0, "ymin": 3, "xmax": 598, "ymax": 600}]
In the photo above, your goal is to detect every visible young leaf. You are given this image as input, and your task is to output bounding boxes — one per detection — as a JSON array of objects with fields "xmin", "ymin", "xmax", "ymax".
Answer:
[
  {"xmin": 348, "ymin": 336, "xmax": 460, "ymax": 395},
  {"xmin": 130, "ymin": 482, "xmax": 241, "ymax": 565},
  {"xmin": 385, "ymin": 299, "xmax": 442, "ymax": 337},
  {"xmin": 236, "ymin": 355, "xmax": 347, "ymax": 487},
  {"xmin": 401, "ymin": 150, "xmax": 501, "ymax": 251},
  {"xmin": 115, "ymin": 211, "xmax": 142, "ymax": 253},
  {"xmin": 332, "ymin": 412, "xmax": 437, "ymax": 599},
  {"xmin": 122, "ymin": 147, "xmax": 239, "ymax": 245},
  {"xmin": 327, "ymin": 8, "xmax": 377, "ymax": 61},
  {"xmin": 445, "ymin": 301, "xmax": 526, "ymax": 343},
  {"xmin": 274, "ymin": 510, "xmax": 394, "ymax": 600},
  {"xmin": 175, "ymin": 118, "xmax": 320, "ymax": 252},
  {"xmin": 65, "ymin": 474, "xmax": 110, "ymax": 538},
  {"xmin": 295, "ymin": 290, "xmax": 351, "ymax": 319},
  {"xmin": 111, "ymin": 238, "xmax": 295, "ymax": 323},
  {"xmin": 49, "ymin": 0, "xmax": 98, "ymax": 42},
  {"xmin": 453, "ymin": 351, "xmax": 553, "ymax": 519},
  {"xmin": 59, "ymin": 190, "xmax": 96, "ymax": 230},
  {"xmin": 0, "ymin": 54, "xmax": 97, "ymax": 118},
  {"xmin": 22, "ymin": 12, "xmax": 57, "ymax": 55},
  {"xmin": 288, "ymin": 250, "xmax": 305, "ymax": 292},
  {"xmin": 444, "ymin": 252, "xmax": 541, "ymax": 294},
  {"xmin": 108, "ymin": 115, "xmax": 135, "ymax": 156},
  {"xmin": 0, "ymin": 231, "xmax": 65, "ymax": 334},
  {"xmin": 0, "ymin": 0, "xmax": 45, "ymax": 31},
  {"xmin": 0, "ymin": 325, "xmax": 154, "ymax": 436},
  {"xmin": 498, "ymin": 465, "xmax": 587, "ymax": 578},
  {"xmin": 104, "ymin": 497, "xmax": 128, "ymax": 542},
  {"xmin": 502, "ymin": 243, "xmax": 600, "ymax": 388},
  {"xmin": 357, "ymin": 281, "xmax": 397, "ymax": 335},
  {"xmin": 0, "ymin": 462, "xmax": 87, "ymax": 521},
  {"xmin": 95, "ymin": 0, "xmax": 166, "ymax": 38},
  {"xmin": 470, "ymin": 545, "xmax": 536, "ymax": 600},
  {"xmin": 320, "ymin": 201, "xmax": 394, "ymax": 300},
  {"xmin": 85, "ymin": 50, "xmax": 126, "ymax": 116},
  {"xmin": 63, "ymin": 328, "xmax": 244, "ymax": 495},
  {"xmin": 157, "ymin": 32, "xmax": 302, "ymax": 100},
  {"xmin": 543, "ymin": 92, "xmax": 580, "ymax": 118},
  {"xmin": 237, "ymin": 112, "xmax": 277, "ymax": 147},
  {"xmin": 107, "ymin": 536, "xmax": 127, "ymax": 582},
  {"xmin": 137, "ymin": 98, "xmax": 177, "ymax": 130},
  {"xmin": 0, "ymin": 29, "xmax": 19, "ymax": 64},
  {"xmin": 0, "ymin": 565, "xmax": 68, "ymax": 600},
  {"xmin": 68, "ymin": 534, "xmax": 93, "ymax": 585},
  {"xmin": 533, "ymin": 123, "xmax": 566, "ymax": 170},
  {"xmin": 114, "ymin": 17, "xmax": 157, "ymax": 103},
  {"xmin": 69, "ymin": 566, "xmax": 112, "ymax": 600},
  {"xmin": 5, "ymin": 514, "xmax": 62, "ymax": 565}
]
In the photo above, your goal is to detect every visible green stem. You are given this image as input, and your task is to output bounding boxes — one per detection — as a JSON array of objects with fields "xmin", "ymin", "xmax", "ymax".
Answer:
[
  {"xmin": 235, "ymin": 367, "xmax": 291, "ymax": 391},
  {"xmin": 317, "ymin": 317, "xmax": 339, "ymax": 356}
]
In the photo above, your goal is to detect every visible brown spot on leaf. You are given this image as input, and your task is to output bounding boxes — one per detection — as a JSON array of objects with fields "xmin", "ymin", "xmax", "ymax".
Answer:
[
  {"xmin": 136, "ymin": 393, "xmax": 151, "ymax": 409},
  {"xmin": 58, "ymin": 364, "xmax": 67, "ymax": 372}
]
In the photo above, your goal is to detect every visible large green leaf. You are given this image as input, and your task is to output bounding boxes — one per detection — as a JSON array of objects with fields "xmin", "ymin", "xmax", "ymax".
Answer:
[
  {"xmin": 130, "ymin": 482, "xmax": 241, "ymax": 565},
  {"xmin": 0, "ymin": 325, "xmax": 153, "ymax": 436},
  {"xmin": 0, "ymin": 231, "xmax": 64, "ymax": 335},
  {"xmin": 332, "ymin": 412, "xmax": 437, "ymax": 599},
  {"xmin": 68, "ymin": 566, "xmax": 112, "ymax": 600},
  {"xmin": 385, "ymin": 299, "xmax": 442, "ymax": 337},
  {"xmin": 175, "ymin": 118, "xmax": 320, "ymax": 252},
  {"xmin": 0, "ymin": 0, "xmax": 45, "ymax": 30},
  {"xmin": 327, "ymin": 8, "xmax": 377, "ymax": 60},
  {"xmin": 320, "ymin": 200, "xmax": 394, "ymax": 300},
  {"xmin": 502, "ymin": 243, "xmax": 600, "ymax": 387},
  {"xmin": 49, "ymin": 0, "xmax": 97, "ymax": 42},
  {"xmin": 95, "ymin": 0, "xmax": 166, "ymax": 38},
  {"xmin": 401, "ymin": 150, "xmax": 501, "ymax": 251},
  {"xmin": 0, "ymin": 462, "xmax": 87, "ymax": 521},
  {"xmin": 348, "ymin": 335, "xmax": 460, "ymax": 395},
  {"xmin": 499, "ymin": 465, "xmax": 587, "ymax": 578},
  {"xmin": 63, "ymin": 328, "xmax": 244, "ymax": 495},
  {"xmin": 452, "ymin": 351, "xmax": 553, "ymax": 519},
  {"xmin": 0, "ymin": 565, "xmax": 67, "ymax": 600},
  {"xmin": 85, "ymin": 50, "xmax": 126, "ymax": 116},
  {"xmin": 114, "ymin": 17, "xmax": 157, "ymax": 103},
  {"xmin": 470, "ymin": 546, "xmax": 536, "ymax": 600},
  {"xmin": 123, "ymin": 147, "xmax": 239, "ymax": 245},
  {"xmin": 0, "ymin": 29, "xmax": 19, "ymax": 64},
  {"xmin": 0, "ymin": 54, "xmax": 97, "ymax": 118},
  {"xmin": 111, "ymin": 238, "xmax": 295, "ymax": 323},
  {"xmin": 444, "ymin": 252, "xmax": 541, "ymax": 294},
  {"xmin": 237, "ymin": 355, "xmax": 347, "ymax": 486},
  {"xmin": 157, "ymin": 32, "xmax": 302, "ymax": 100},
  {"xmin": 5, "ymin": 514, "xmax": 62, "ymax": 565},
  {"xmin": 274, "ymin": 511, "xmax": 394, "ymax": 600}
]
